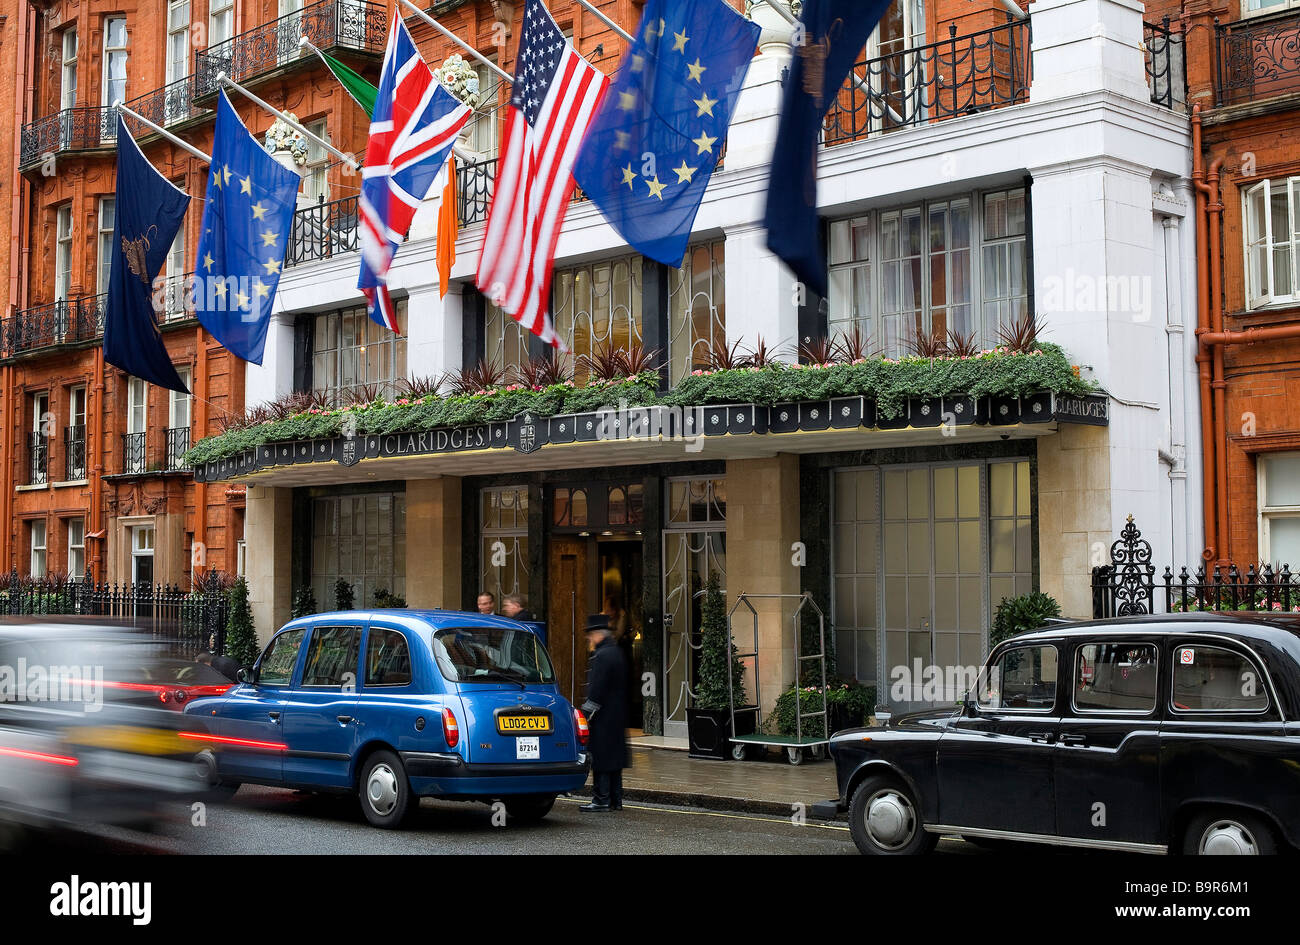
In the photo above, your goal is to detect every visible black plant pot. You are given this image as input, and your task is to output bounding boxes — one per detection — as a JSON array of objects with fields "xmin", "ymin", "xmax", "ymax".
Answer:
[{"xmin": 686, "ymin": 706, "xmax": 757, "ymax": 760}]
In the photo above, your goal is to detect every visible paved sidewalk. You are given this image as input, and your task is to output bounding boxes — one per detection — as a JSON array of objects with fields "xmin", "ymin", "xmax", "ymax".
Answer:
[{"xmin": 573, "ymin": 746, "xmax": 841, "ymax": 818}]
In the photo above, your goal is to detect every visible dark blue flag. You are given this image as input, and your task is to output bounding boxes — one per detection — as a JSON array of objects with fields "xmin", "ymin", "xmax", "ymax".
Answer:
[
  {"xmin": 192, "ymin": 91, "xmax": 299, "ymax": 365},
  {"xmin": 573, "ymin": 0, "xmax": 759, "ymax": 266},
  {"xmin": 102, "ymin": 116, "xmax": 191, "ymax": 394},
  {"xmin": 764, "ymin": 0, "xmax": 892, "ymax": 297}
]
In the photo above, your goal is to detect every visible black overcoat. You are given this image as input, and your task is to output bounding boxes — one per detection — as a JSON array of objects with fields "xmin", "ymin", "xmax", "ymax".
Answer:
[{"xmin": 584, "ymin": 636, "xmax": 629, "ymax": 771}]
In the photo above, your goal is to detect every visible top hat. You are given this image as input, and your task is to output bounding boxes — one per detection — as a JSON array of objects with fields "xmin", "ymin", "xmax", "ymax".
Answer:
[{"xmin": 584, "ymin": 614, "xmax": 611, "ymax": 633}]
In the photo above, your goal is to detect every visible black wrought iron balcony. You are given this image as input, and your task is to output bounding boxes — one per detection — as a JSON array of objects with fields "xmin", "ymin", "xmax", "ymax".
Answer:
[
  {"xmin": 120, "ymin": 75, "xmax": 206, "ymax": 133},
  {"xmin": 195, "ymin": 0, "xmax": 387, "ymax": 98},
  {"xmin": 165, "ymin": 427, "xmax": 192, "ymax": 471},
  {"xmin": 64, "ymin": 426, "xmax": 87, "ymax": 482},
  {"xmin": 27, "ymin": 432, "xmax": 48, "ymax": 486},
  {"xmin": 1145, "ymin": 17, "xmax": 1186, "ymax": 110},
  {"xmin": 822, "ymin": 19, "xmax": 1032, "ymax": 148},
  {"xmin": 0, "ymin": 294, "xmax": 107, "ymax": 359},
  {"xmin": 1216, "ymin": 8, "xmax": 1300, "ymax": 107},
  {"xmin": 286, "ymin": 196, "xmax": 360, "ymax": 268},
  {"xmin": 458, "ymin": 157, "xmax": 497, "ymax": 228},
  {"xmin": 156, "ymin": 272, "xmax": 198, "ymax": 323},
  {"xmin": 19, "ymin": 107, "xmax": 116, "ymax": 169},
  {"xmin": 122, "ymin": 432, "xmax": 148, "ymax": 475}
]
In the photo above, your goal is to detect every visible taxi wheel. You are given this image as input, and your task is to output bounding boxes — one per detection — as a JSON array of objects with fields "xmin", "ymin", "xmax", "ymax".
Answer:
[
  {"xmin": 359, "ymin": 750, "xmax": 412, "ymax": 828},
  {"xmin": 848, "ymin": 774, "xmax": 938, "ymax": 856},
  {"xmin": 1183, "ymin": 810, "xmax": 1277, "ymax": 855},
  {"xmin": 504, "ymin": 793, "xmax": 557, "ymax": 822},
  {"xmin": 193, "ymin": 750, "xmax": 241, "ymax": 798}
]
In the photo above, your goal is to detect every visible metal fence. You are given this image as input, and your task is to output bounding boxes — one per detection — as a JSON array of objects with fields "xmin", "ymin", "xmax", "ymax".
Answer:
[
  {"xmin": 1144, "ymin": 17, "xmax": 1186, "ymax": 109},
  {"xmin": 286, "ymin": 195, "xmax": 360, "ymax": 268},
  {"xmin": 1091, "ymin": 516, "xmax": 1300, "ymax": 617},
  {"xmin": 0, "ymin": 571, "xmax": 231, "ymax": 657},
  {"xmin": 1215, "ymin": 7, "xmax": 1300, "ymax": 107}
]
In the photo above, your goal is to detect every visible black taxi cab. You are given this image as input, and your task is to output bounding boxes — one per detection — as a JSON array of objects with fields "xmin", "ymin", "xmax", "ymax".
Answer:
[{"xmin": 829, "ymin": 613, "xmax": 1300, "ymax": 855}]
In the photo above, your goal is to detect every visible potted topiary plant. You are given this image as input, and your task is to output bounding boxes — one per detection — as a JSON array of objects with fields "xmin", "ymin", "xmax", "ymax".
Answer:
[
  {"xmin": 991, "ymin": 591, "xmax": 1063, "ymax": 648},
  {"xmin": 686, "ymin": 573, "xmax": 755, "ymax": 759}
]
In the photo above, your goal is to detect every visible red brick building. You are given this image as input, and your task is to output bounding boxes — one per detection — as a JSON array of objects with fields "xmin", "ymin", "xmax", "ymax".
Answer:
[{"xmin": 1141, "ymin": 0, "xmax": 1300, "ymax": 568}]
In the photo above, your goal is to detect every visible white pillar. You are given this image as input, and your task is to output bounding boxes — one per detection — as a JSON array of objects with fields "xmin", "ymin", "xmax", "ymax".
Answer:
[
  {"xmin": 1029, "ymin": 0, "xmax": 1151, "ymax": 105},
  {"xmin": 244, "ymin": 312, "xmax": 296, "ymax": 409}
]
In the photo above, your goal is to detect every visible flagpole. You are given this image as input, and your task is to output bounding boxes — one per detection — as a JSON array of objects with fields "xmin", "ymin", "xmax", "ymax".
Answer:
[
  {"xmin": 297, "ymin": 35, "xmax": 477, "ymax": 165},
  {"xmin": 573, "ymin": 0, "xmax": 633, "ymax": 43},
  {"xmin": 216, "ymin": 74, "xmax": 362, "ymax": 171},
  {"xmin": 398, "ymin": 0, "xmax": 513, "ymax": 84},
  {"xmin": 112, "ymin": 101, "xmax": 212, "ymax": 164}
]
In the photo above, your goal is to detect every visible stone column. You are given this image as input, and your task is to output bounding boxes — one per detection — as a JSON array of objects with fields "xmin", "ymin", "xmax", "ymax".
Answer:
[
  {"xmin": 245, "ymin": 484, "xmax": 293, "ymax": 645},
  {"xmin": 244, "ymin": 312, "xmax": 295, "ymax": 410},
  {"xmin": 1037, "ymin": 425, "xmax": 1113, "ymax": 619},
  {"xmin": 405, "ymin": 477, "xmax": 463, "ymax": 610},
  {"xmin": 725, "ymin": 454, "xmax": 802, "ymax": 714},
  {"xmin": 1029, "ymin": 0, "xmax": 1151, "ymax": 105}
]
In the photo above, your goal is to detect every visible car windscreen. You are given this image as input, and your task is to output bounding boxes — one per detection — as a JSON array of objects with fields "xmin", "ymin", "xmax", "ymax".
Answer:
[{"xmin": 432, "ymin": 627, "xmax": 556, "ymax": 685}]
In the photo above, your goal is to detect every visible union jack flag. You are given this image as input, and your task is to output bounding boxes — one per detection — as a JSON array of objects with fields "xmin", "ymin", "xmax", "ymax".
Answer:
[
  {"xmin": 358, "ymin": 15, "xmax": 471, "ymax": 331},
  {"xmin": 476, "ymin": 0, "xmax": 608, "ymax": 348}
]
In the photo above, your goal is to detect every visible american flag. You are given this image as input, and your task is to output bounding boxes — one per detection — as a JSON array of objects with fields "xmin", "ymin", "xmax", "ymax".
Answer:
[
  {"xmin": 359, "ymin": 15, "xmax": 471, "ymax": 332},
  {"xmin": 476, "ymin": 0, "xmax": 608, "ymax": 347}
]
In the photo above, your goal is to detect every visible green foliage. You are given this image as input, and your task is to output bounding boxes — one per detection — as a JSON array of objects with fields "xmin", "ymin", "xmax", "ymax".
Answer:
[
  {"xmin": 768, "ymin": 682, "xmax": 877, "ymax": 738},
  {"xmin": 291, "ymin": 586, "xmax": 317, "ymax": 619},
  {"xmin": 694, "ymin": 574, "xmax": 746, "ymax": 711},
  {"xmin": 224, "ymin": 577, "xmax": 260, "ymax": 668},
  {"xmin": 334, "ymin": 579, "xmax": 355, "ymax": 611},
  {"xmin": 991, "ymin": 592, "xmax": 1063, "ymax": 647},
  {"xmin": 373, "ymin": 588, "xmax": 406, "ymax": 609},
  {"xmin": 184, "ymin": 346, "xmax": 1093, "ymax": 467}
]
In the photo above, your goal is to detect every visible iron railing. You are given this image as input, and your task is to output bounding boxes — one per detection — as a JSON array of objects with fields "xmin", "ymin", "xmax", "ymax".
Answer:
[
  {"xmin": 286, "ymin": 195, "xmax": 360, "ymax": 268},
  {"xmin": 459, "ymin": 157, "xmax": 497, "ymax": 227},
  {"xmin": 165, "ymin": 427, "xmax": 192, "ymax": 471},
  {"xmin": 0, "ymin": 570, "xmax": 233, "ymax": 658},
  {"xmin": 19, "ymin": 107, "xmax": 115, "ymax": 168},
  {"xmin": 1144, "ymin": 17, "xmax": 1186, "ymax": 110},
  {"xmin": 27, "ymin": 432, "xmax": 48, "ymax": 486},
  {"xmin": 1091, "ymin": 516, "xmax": 1300, "ymax": 616},
  {"xmin": 157, "ymin": 272, "xmax": 197, "ymax": 322},
  {"xmin": 1215, "ymin": 8, "xmax": 1300, "ymax": 107},
  {"xmin": 0, "ymin": 294, "xmax": 107, "ymax": 359},
  {"xmin": 64, "ymin": 425, "xmax": 87, "ymax": 481},
  {"xmin": 195, "ymin": 0, "xmax": 387, "ymax": 97},
  {"xmin": 122, "ymin": 431, "xmax": 148, "ymax": 475},
  {"xmin": 822, "ymin": 19, "xmax": 1032, "ymax": 148}
]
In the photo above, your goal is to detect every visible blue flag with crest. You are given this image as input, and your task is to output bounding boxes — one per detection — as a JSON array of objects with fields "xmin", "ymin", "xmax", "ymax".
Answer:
[
  {"xmin": 192, "ymin": 91, "xmax": 300, "ymax": 365},
  {"xmin": 103, "ymin": 115, "xmax": 192, "ymax": 394},
  {"xmin": 573, "ymin": 0, "xmax": 759, "ymax": 267}
]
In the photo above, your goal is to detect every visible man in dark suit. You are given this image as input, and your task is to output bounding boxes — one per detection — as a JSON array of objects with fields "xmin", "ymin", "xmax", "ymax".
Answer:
[{"xmin": 579, "ymin": 614, "xmax": 628, "ymax": 812}]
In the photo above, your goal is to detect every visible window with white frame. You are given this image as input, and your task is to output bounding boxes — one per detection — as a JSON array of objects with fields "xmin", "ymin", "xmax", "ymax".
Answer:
[
  {"xmin": 97, "ymin": 198, "xmax": 115, "ymax": 296},
  {"xmin": 164, "ymin": 195, "xmax": 187, "ymax": 319},
  {"xmin": 828, "ymin": 186, "xmax": 1027, "ymax": 357},
  {"xmin": 1243, "ymin": 177, "xmax": 1300, "ymax": 309},
  {"xmin": 30, "ymin": 521, "xmax": 47, "ymax": 580},
  {"xmin": 303, "ymin": 119, "xmax": 330, "ymax": 203},
  {"xmin": 170, "ymin": 368, "xmax": 191, "ymax": 431},
  {"xmin": 1259, "ymin": 452, "xmax": 1300, "ymax": 568},
  {"xmin": 56, "ymin": 206, "xmax": 73, "ymax": 302},
  {"xmin": 102, "ymin": 17, "xmax": 128, "ymax": 107},
  {"xmin": 61, "ymin": 29, "xmax": 78, "ymax": 111},
  {"xmin": 167, "ymin": 1, "xmax": 191, "ymax": 85},
  {"xmin": 467, "ymin": 58, "xmax": 500, "ymax": 159},
  {"xmin": 67, "ymin": 519, "xmax": 85, "ymax": 581},
  {"xmin": 1243, "ymin": 0, "xmax": 1300, "ymax": 16},
  {"xmin": 209, "ymin": 0, "xmax": 234, "ymax": 46},
  {"xmin": 131, "ymin": 524, "xmax": 155, "ymax": 585},
  {"xmin": 311, "ymin": 303, "xmax": 408, "ymax": 402},
  {"xmin": 127, "ymin": 376, "xmax": 146, "ymax": 435}
]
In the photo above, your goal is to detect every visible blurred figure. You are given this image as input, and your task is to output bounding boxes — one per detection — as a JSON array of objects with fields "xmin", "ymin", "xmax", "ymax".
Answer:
[
  {"xmin": 579, "ymin": 614, "xmax": 628, "ymax": 813},
  {"xmin": 501, "ymin": 593, "xmax": 535, "ymax": 622},
  {"xmin": 197, "ymin": 650, "xmax": 242, "ymax": 683},
  {"xmin": 476, "ymin": 592, "xmax": 496, "ymax": 615}
]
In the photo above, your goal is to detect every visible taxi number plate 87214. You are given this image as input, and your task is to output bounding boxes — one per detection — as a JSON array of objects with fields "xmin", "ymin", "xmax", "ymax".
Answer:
[{"xmin": 497, "ymin": 714, "xmax": 551, "ymax": 735}]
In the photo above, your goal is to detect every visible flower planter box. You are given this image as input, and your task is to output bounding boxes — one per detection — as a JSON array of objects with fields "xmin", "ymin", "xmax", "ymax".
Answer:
[{"xmin": 686, "ymin": 706, "xmax": 757, "ymax": 760}]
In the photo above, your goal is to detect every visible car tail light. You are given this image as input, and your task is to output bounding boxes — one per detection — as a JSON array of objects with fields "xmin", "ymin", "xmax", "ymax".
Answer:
[
  {"xmin": 441, "ymin": 707, "xmax": 460, "ymax": 748},
  {"xmin": 158, "ymin": 689, "xmax": 171, "ymax": 705},
  {"xmin": 574, "ymin": 708, "xmax": 589, "ymax": 747}
]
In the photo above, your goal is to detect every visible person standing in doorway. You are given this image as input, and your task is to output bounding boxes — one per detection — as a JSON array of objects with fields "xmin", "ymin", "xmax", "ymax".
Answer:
[
  {"xmin": 476, "ymin": 591, "xmax": 496, "ymax": 615},
  {"xmin": 579, "ymin": 614, "xmax": 628, "ymax": 812},
  {"xmin": 502, "ymin": 593, "xmax": 535, "ymax": 622}
]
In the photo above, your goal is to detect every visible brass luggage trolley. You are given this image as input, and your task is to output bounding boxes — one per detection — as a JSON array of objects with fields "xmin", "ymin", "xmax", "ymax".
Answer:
[{"xmin": 726, "ymin": 592, "xmax": 830, "ymax": 765}]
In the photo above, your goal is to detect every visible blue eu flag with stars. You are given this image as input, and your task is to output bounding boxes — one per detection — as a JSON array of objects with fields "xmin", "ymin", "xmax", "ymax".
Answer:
[
  {"xmin": 103, "ymin": 115, "xmax": 191, "ymax": 394},
  {"xmin": 573, "ymin": 0, "xmax": 759, "ymax": 267},
  {"xmin": 192, "ymin": 91, "xmax": 300, "ymax": 365}
]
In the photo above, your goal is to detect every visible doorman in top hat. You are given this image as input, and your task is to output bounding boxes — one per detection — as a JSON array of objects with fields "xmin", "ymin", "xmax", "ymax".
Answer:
[{"xmin": 580, "ymin": 613, "xmax": 629, "ymax": 812}]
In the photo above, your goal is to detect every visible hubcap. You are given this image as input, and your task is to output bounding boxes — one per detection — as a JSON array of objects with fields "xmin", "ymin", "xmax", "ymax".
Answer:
[
  {"xmin": 366, "ymin": 763, "xmax": 399, "ymax": 816},
  {"xmin": 865, "ymin": 789, "xmax": 916, "ymax": 850},
  {"xmin": 1199, "ymin": 820, "xmax": 1258, "ymax": 855}
]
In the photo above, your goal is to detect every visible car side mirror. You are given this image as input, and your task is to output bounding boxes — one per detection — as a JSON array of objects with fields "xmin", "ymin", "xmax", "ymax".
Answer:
[
  {"xmin": 962, "ymin": 690, "xmax": 977, "ymax": 715},
  {"xmin": 238, "ymin": 667, "xmax": 257, "ymax": 685}
]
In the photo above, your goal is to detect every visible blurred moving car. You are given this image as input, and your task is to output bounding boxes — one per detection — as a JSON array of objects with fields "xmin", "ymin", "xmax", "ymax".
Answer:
[
  {"xmin": 0, "ymin": 622, "xmax": 210, "ymax": 850},
  {"xmin": 830, "ymin": 613, "xmax": 1300, "ymax": 856},
  {"xmin": 183, "ymin": 610, "xmax": 589, "ymax": 827}
]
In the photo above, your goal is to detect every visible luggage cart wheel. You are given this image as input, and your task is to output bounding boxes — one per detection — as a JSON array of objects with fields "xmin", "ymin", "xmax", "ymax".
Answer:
[
  {"xmin": 810, "ymin": 744, "xmax": 825, "ymax": 761},
  {"xmin": 786, "ymin": 747, "xmax": 804, "ymax": 766},
  {"xmin": 730, "ymin": 743, "xmax": 748, "ymax": 761}
]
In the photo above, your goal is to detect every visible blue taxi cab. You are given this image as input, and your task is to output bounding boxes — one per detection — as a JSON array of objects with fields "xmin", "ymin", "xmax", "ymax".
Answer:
[{"xmin": 183, "ymin": 610, "xmax": 589, "ymax": 827}]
